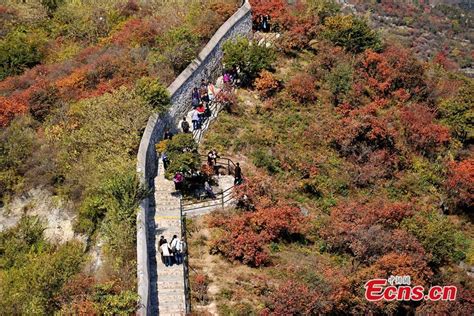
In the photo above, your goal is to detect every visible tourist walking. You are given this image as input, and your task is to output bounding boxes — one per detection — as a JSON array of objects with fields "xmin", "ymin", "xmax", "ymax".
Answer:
[
  {"xmin": 160, "ymin": 239, "xmax": 172, "ymax": 267},
  {"xmin": 173, "ymin": 172, "xmax": 184, "ymax": 191},
  {"xmin": 192, "ymin": 108, "xmax": 200, "ymax": 130},
  {"xmin": 192, "ymin": 87, "xmax": 200, "ymax": 108},
  {"xmin": 162, "ymin": 152, "xmax": 170, "ymax": 170},
  {"xmin": 176, "ymin": 237, "xmax": 186, "ymax": 264},
  {"xmin": 234, "ymin": 162, "xmax": 243, "ymax": 185},
  {"xmin": 196, "ymin": 103, "xmax": 206, "ymax": 127},
  {"xmin": 181, "ymin": 117, "xmax": 190, "ymax": 133},
  {"xmin": 158, "ymin": 235, "xmax": 166, "ymax": 264},
  {"xmin": 207, "ymin": 150, "xmax": 215, "ymax": 166},
  {"xmin": 208, "ymin": 82, "xmax": 216, "ymax": 101},
  {"xmin": 170, "ymin": 234, "xmax": 179, "ymax": 264}
]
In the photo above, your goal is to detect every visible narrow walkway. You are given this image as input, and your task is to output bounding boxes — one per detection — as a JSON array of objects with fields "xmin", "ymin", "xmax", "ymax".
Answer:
[
  {"xmin": 154, "ymin": 159, "xmax": 185, "ymax": 316},
  {"xmin": 154, "ymin": 78, "xmax": 235, "ymax": 315}
]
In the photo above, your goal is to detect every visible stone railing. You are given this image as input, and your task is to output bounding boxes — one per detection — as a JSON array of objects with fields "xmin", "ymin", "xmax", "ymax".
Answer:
[{"xmin": 136, "ymin": 1, "xmax": 252, "ymax": 314}]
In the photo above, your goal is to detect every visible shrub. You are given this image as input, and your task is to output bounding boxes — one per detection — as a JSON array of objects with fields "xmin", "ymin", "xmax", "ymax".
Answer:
[
  {"xmin": 157, "ymin": 27, "xmax": 200, "ymax": 74},
  {"xmin": 0, "ymin": 28, "xmax": 47, "ymax": 80},
  {"xmin": 326, "ymin": 62, "xmax": 353, "ymax": 105},
  {"xmin": 400, "ymin": 104, "xmax": 451, "ymax": 155},
  {"xmin": 287, "ymin": 72, "xmax": 317, "ymax": 103},
  {"xmin": 322, "ymin": 15, "xmax": 381, "ymax": 53},
  {"xmin": 0, "ymin": 115, "xmax": 36, "ymax": 202},
  {"xmin": 136, "ymin": 77, "xmax": 170, "ymax": 113},
  {"xmin": 249, "ymin": 0, "xmax": 292, "ymax": 31},
  {"xmin": 29, "ymin": 85, "xmax": 60, "ymax": 122},
  {"xmin": 223, "ymin": 36, "xmax": 276, "ymax": 86},
  {"xmin": 191, "ymin": 273, "xmax": 209, "ymax": 305},
  {"xmin": 0, "ymin": 96, "xmax": 28, "ymax": 127},
  {"xmin": 446, "ymin": 159, "xmax": 474, "ymax": 213},
  {"xmin": 439, "ymin": 82, "xmax": 473, "ymax": 146},
  {"xmin": 255, "ymin": 70, "xmax": 279, "ymax": 98},
  {"xmin": 209, "ymin": 204, "xmax": 306, "ymax": 266},
  {"xmin": 252, "ymin": 148, "xmax": 281, "ymax": 174},
  {"xmin": 0, "ymin": 217, "xmax": 84, "ymax": 315},
  {"xmin": 307, "ymin": 0, "xmax": 341, "ymax": 23},
  {"xmin": 402, "ymin": 211, "xmax": 468, "ymax": 266},
  {"xmin": 263, "ymin": 281, "xmax": 321, "ymax": 315},
  {"xmin": 162, "ymin": 133, "xmax": 200, "ymax": 179}
]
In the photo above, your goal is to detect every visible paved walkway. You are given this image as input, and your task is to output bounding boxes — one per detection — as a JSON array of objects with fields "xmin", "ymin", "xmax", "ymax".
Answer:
[
  {"xmin": 154, "ymin": 159, "xmax": 186, "ymax": 316},
  {"xmin": 153, "ymin": 77, "xmax": 236, "ymax": 315}
]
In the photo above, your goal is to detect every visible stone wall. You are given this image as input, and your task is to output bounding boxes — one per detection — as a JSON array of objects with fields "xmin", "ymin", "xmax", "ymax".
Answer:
[{"xmin": 136, "ymin": 1, "xmax": 252, "ymax": 314}]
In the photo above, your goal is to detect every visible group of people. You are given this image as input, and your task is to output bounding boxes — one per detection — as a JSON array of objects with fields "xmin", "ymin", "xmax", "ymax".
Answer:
[
  {"xmin": 254, "ymin": 15, "xmax": 271, "ymax": 32},
  {"xmin": 162, "ymin": 73, "xmax": 244, "ymax": 197},
  {"xmin": 189, "ymin": 79, "xmax": 217, "ymax": 131},
  {"xmin": 159, "ymin": 235, "xmax": 186, "ymax": 267}
]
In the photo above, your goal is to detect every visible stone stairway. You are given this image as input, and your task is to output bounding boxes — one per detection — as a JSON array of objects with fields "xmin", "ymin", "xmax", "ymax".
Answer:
[
  {"xmin": 153, "ymin": 78, "xmax": 235, "ymax": 315},
  {"xmin": 154, "ymin": 159, "xmax": 186, "ymax": 316}
]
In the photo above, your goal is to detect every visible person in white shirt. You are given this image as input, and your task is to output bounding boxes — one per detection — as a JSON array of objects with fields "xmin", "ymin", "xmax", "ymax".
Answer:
[
  {"xmin": 176, "ymin": 237, "xmax": 186, "ymax": 264},
  {"xmin": 170, "ymin": 234, "xmax": 179, "ymax": 264},
  {"xmin": 192, "ymin": 109, "xmax": 200, "ymax": 131},
  {"xmin": 160, "ymin": 239, "xmax": 172, "ymax": 267}
]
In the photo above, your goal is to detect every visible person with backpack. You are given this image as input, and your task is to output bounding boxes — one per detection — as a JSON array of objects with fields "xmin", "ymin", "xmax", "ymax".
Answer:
[
  {"xmin": 181, "ymin": 117, "xmax": 190, "ymax": 133},
  {"xmin": 176, "ymin": 237, "xmax": 186, "ymax": 264},
  {"xmin": 160, "ymin": 239, "xmax": 172, "ymax": 267},
  {"xmin": 170, "ymin": 234, "xmax": 179, "ymax": 263}
]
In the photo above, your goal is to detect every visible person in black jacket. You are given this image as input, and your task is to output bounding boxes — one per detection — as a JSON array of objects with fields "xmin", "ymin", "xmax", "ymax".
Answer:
[
  {"xmin": 234, "ymin": 162, "xmax": 243, "ymax": 185},
  {"xmin": 181, "ymin": 117, "xmax": 190, "ymax": 133}
]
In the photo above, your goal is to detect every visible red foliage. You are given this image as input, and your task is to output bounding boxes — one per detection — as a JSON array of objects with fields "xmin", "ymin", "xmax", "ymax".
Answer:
[
  {"xmin": 321, "ymin": 200, "xmax": 424, "ymax": 263},
  {"xmin": 446, "ymin": 159, "xmax": 474, "ymax": 212},
  {"xmin": 234, "ymin": 172, "xmax": 275, "ymax": 210},
  {"xmin": 287, "ymin": 72, "xmax": 317, "ymax": 104},
  {"xmin": 209, "ymin": 204, "xmax": 306, "ymax": 266},
  {"xmin": 418, "ymin": 283, "xmax": 474, "ymax": 315},
  {"xmin": 434, "ymin": 52, "xmax": 459, "ymax": 71},
  {"xmin": 356, "ymin": 46, "xmax": 427, "ymax": 101},
  {"xmin": 255, "ymin": 70, "xmax": 279, "ymax": 98},
  {"xmin": 262, "ymin": 280, "xmax": 321, "ymax": 315},
  {"xmin": 0, "ymin": 96, "xmax": 28, "ymax": 127},
  {"xmin": 358, "ymin": 252, "xmax": 433, "ymax": 288},
  {"xmin": 250, "ymin": 0, "xmax": 294, "ymax": 30},
  {"xmin": 400, "ymin": 104, "xmax": 450, "ymax": 154}
]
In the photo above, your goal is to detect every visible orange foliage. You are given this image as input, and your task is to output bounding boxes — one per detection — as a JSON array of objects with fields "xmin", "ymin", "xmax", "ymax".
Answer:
[
  {"xmin": 400, "ymin": 104, "xmax": 450, "ymax": 154},
  {"xmin": 0, "ymin": 96, "xmax": 28, "ymax": 127},
  {"xmin": 255, "ymin": 70, "xmax": 279, "ymax": 98},
  {"xmin": 446, "ymin": 158, "xmax": 474, "ymax": 211},
  {"xmin": 209, "ymin": 204, "xmax": 306, "ymax": 267},
  {"xmin": 356, "ymin": 46, "xmax": 427, "ymax": 101},
  {"xmin": 287, "ymin": 72, "xmax": 317, "ymax": 104},
  {"xmin": 321, "ymin": 200, "xmax": 426, "ymax": 264},
  {"xmin": 262, "ymin": 280, "xmax": 321, "ymax": 315}
]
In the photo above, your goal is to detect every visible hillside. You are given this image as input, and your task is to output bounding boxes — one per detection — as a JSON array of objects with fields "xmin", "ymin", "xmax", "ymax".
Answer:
[
  {"xmin": 0, "ymin": 0, "xmax": 238, "ymax": 313},
  {"xmin": 346, "ymin": 0, "xmax": 474, "ymax": 73},
  {"xmin": 187, "ymin": 0, "xmax": 474, "ymax": 314},
  {"xmin": 0, "ymin": 0, "xmax": 472, "ymax": 314}
]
